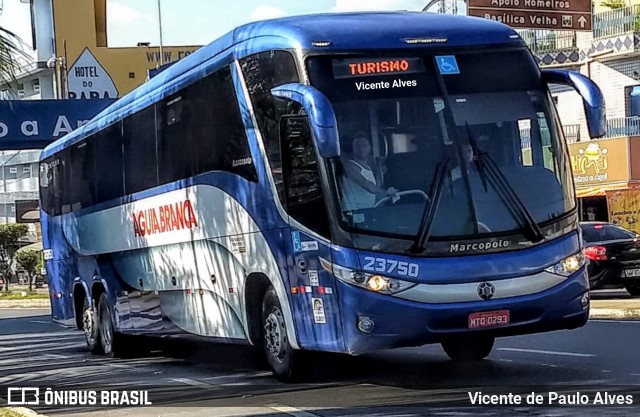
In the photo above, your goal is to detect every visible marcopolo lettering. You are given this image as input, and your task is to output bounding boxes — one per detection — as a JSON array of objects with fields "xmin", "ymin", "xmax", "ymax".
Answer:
[{"xmin": 450, "ymin": 240, "xmax": 510, "ymax": 253}]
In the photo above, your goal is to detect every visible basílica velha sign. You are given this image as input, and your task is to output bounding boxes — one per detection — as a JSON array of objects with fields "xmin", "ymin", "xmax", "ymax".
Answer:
[{"xmin": 0, "ymin": 99, "xmax": 114, "ymax": 150}]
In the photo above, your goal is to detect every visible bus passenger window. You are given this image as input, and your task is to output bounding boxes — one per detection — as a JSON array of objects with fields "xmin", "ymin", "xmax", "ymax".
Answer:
[
  {"xmin": 240, "ymin": 50, "xmax": 301, "ymax": 203},
  {"xmin": 281, "ymin": 116, "xmax": 330, "ymax": 238}
]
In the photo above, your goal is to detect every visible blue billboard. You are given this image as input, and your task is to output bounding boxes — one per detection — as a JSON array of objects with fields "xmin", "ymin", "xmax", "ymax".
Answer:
[{"xmin": 0, "ymin": 99, "xmax": 115, "ymax": 150}]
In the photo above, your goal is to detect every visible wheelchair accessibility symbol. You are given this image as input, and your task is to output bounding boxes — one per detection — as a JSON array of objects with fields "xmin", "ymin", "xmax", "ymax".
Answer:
[{"xmin": 436, "ymin": 55, "xmax": 460, "ymax": 75}]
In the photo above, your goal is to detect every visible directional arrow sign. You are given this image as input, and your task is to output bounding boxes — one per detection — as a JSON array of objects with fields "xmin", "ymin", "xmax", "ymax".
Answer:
[{"xmin": 578, "ymin": 15, "xmax": 587, "ymax": 28}]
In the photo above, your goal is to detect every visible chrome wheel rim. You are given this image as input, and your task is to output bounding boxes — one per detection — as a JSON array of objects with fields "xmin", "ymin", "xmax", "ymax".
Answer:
[
  {"xmin": 83, "ymin": 307, "xmax": 96, "ymax": 343},
  {"xmin": 264, "ymin": 308, "xmax": 286, "ymax": 364}
]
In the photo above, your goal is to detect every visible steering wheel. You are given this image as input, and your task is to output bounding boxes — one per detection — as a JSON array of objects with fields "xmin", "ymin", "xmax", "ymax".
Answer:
[
  {"xmin": 478, "ymin": 222, "xmax": 492, "ymax": 233},
  {"xmin": 374, "ymin": 190, "xmax": 430, "ymax": 208}
]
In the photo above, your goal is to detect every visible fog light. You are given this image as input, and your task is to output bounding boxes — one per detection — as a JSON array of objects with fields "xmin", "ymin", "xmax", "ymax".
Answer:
[
  {"xmin": 353, "ymin": 272, "xmax": 366, "ymax": 284},
  {"xmin": 357, "ymin": 316, "xmax": 375, "ymax": 333},
  {"xmin": 581, "ymin": 293, "xmax": 589, "ymax": 308}
]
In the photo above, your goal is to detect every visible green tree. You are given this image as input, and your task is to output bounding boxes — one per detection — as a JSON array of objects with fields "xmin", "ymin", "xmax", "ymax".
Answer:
[
  {"xmin": 0, "ymin": 26, "xmax": 30, "ymax": 89},
  {"xmin": 600, "ymin": 0, "xmax": 627, "ymax": 9},
  {"xmin": 16, "ymin": 249, "xmax": 40, "ymax": 292},
  {"xmin": 0, "ymin": 224, "xmax": 29, "ymax": 292}
]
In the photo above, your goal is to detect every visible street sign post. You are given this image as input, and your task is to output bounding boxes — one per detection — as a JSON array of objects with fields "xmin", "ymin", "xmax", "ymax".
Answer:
[{"xmin": 468, "ymin": 0, "xmax": 593, "ymax": 31}]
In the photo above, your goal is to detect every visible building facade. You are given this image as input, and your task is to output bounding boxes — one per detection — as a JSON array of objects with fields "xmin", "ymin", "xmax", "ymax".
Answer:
[
  {"xmin": 0, "ymin": 0, "xmax": 203, "ymax": 241},
  {"xmin": 521, "ymin": 2, "xmax": 640, "ymax": 222}
]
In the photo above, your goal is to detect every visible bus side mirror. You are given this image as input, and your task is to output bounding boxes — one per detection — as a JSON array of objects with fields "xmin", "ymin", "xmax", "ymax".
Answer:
[
  {"xmin": 271, "ymin": 83, "xmax": 340, "ymax": 158},
  {"xmin": 541, "ymin": 69, "xmax": 606, "ymax": 139}
]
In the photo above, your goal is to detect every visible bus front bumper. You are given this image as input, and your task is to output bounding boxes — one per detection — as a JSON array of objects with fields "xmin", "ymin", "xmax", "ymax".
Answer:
[{"xmin": 337, "ymin": 269, "xmax": 589, "ymax": 355}]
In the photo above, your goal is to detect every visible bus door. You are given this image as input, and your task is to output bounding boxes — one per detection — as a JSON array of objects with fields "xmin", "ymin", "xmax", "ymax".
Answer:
[{"xmin": 279, "ymin": 115, "xmax": 344, "ymax": 352}]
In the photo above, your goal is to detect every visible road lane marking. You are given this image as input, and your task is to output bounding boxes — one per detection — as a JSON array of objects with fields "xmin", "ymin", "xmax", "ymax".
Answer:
[
  {"xmin": 269, "ymin": 404, "xmax": 321, "ymax": 417},
  {"xmin": 498, "ymin": 348, "xmax": 595, "ymax": 357},
  {"xmin": 171, "ymin": 377, "xmax": 216, "ymax": 388},
  {"xmin": 29, "ymin": 320, "xmax": 52, "ymax": 324}
]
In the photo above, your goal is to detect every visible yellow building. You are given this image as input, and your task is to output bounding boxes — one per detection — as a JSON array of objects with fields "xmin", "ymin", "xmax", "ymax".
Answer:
[{"xmin": 52, "ymin": 0, "xmax": 201, "ymax": 99}]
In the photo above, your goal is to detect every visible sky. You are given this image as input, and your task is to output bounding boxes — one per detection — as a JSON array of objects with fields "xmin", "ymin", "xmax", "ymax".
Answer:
[{"xmin": 0, "ymin": 0, "xmax": 465, "ymax": 52}]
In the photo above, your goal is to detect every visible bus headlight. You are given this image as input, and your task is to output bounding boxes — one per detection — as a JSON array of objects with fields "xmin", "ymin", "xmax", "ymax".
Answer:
[
  {"xmin": 320, "ymin": 258, "xmax": 416, "ymax": 295},
  {"xmin": 544, "ymin": 252, "xmax": 585, "ymax": 277}
]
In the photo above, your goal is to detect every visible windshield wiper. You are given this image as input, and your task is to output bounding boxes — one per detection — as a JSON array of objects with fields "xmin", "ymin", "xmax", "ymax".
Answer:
[
  {"xmin": 410, "ymin": 159, "xmax": 451, "ymax": 253},
  {"xmin": 465, "ymin": 125, "xmax": 544, "ymax": 243}
]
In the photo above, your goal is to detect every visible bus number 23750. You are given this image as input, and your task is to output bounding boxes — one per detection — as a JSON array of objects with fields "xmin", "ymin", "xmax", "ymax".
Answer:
[{"xmin": 362, "ymin": 257, "xmax": 419, "ymax": 277}]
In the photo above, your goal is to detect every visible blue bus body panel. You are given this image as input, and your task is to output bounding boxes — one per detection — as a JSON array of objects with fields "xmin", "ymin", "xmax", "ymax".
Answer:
[{"xmin": 41, "ymin": 12, "xmax": 586, "ymax": 354}]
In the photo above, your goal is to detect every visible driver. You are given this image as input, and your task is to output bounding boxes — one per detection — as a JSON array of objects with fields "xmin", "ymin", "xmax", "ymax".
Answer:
[{"xmin": 340, "ymin": 132, "xmax": 398, "ymax": 210}]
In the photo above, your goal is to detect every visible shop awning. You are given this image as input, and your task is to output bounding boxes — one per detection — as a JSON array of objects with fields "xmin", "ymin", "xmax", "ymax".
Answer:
[{"xmin": 575, "ymin": 182, "xmax": 630, "ymax": 198}]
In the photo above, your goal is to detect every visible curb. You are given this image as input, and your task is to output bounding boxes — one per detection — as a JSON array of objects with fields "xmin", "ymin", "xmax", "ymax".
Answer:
[
  {"xmin": 589, "ymin": 308, "xmax": 640, "ymax": 319},
  {"xmin": 0, "ymin": 299, "xmax": 50, "ymax": 309},
  {"xmin": 1, "ymin": 408, "xmax": 48, "ymax": 417}
]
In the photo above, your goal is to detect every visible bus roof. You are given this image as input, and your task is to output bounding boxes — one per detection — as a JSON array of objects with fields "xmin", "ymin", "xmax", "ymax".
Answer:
[{"xmin": 41, "ymin": 12, "xmax": 523, "ymax": 159}]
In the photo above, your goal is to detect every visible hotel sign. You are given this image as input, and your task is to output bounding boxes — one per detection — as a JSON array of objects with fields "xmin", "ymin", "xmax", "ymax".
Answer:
[{"xmin": 468, "ymin": 0, "xmax": 593, "ymax": 31}]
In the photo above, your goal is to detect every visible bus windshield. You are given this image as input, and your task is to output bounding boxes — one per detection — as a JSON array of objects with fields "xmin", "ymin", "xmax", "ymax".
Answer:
[{"xmin": 307, "ymin": 48, "xmax": 575, "ymax": 242}]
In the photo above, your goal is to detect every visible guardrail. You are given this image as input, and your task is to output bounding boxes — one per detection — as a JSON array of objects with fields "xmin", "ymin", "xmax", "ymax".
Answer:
[
  {"xmin": 519, "ymin": 29, "xmax": 577, "ymax": 53},
  {"xmin": 563, "ymin": 124, "xmax": 581, "ymax": 143},
  {"xmin": 519, "ymin": 124, "xmax": 581, "ymax": 146},
  {"xmin": 593, "ymin": 5, "xmax": 640, "ymax": 39},
  {"xmin": 604, "ymin": 116, "xmax": 640, "ymax": 138}
]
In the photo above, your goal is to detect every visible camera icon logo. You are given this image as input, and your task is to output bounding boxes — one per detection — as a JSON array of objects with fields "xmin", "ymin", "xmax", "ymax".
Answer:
[{"xmin": 7, "ymin": 387, "xmax": 40, "ymax": 405}]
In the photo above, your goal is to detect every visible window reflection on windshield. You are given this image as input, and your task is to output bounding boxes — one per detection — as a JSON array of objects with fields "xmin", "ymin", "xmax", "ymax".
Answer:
[{"xmin": 306, "ymin": 49, "xmax": 575, "ymax": 241}]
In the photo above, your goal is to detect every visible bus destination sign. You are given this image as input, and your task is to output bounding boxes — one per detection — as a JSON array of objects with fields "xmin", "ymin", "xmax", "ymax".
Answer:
[
  {"xmin": 332, "ymin": 58, "xmax": 424, "ymax": 79},
  {"xmin": 468, "ymin": 0, "xmax": 592, "ymax": 31}
]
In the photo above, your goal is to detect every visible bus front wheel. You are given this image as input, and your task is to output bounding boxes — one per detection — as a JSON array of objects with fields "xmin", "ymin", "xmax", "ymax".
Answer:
[
  {"xmin": 441, "ymin": 337, "xmax": 495, "ymax": 362},
  {"xmin": 262, "ymin": 287, "xmax": 305, "ymax": 382}
]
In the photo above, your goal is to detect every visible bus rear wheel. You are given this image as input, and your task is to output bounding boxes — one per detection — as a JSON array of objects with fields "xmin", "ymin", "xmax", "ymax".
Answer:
[
  {"xmin": 97, "ymin": 293, "xmax": 125, "ymax": 358},
  {"xmin": 441, "ymin": 337, "xmax": 495, "ymax": 362},
  {"xmin": 82, "ymin": 298, "xmax": 102, "ymax": 354},
  {"xmin": 262, "ymin": 287, "xmax": 306, "ymax": 382}
]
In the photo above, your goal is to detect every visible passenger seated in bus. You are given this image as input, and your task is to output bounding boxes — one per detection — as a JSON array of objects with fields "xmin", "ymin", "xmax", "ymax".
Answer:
[
  {"xmin": 451, "ymin": 140, "xmax": 477, "ymax": 182},
  {"xmin": 340, "ymin": 132, "xmax": 398, "ymax": 210}
]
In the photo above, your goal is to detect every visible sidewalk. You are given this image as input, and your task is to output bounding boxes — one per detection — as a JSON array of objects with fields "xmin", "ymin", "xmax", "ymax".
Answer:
[
  {"xmin": 0, "ymin": 285, "xmax": 51, "ymax": 309},
  {"xmin": 590, "ymin": 298, "xmax": 640, "ymax": 319}
]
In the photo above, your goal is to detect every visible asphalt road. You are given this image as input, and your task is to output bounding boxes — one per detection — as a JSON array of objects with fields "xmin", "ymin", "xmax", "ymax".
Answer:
[{"xmin": 0, "ymin": 309, "xmax": 639, "ymax": 416}]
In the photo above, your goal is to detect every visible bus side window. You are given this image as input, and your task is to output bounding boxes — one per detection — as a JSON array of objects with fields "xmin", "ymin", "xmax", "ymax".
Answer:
[
  {"xmin": 94, "ymin": 122, "xmax": 125, "ymax": 204},
  {"xmin": 123, "ymin": 104, "xmax": 158, "ymax": 194},
  {"xmin": 240, "ymin": 50, "xmax": 301, "ymax": 204},
  {"xmin": 280, "ymin": 116, "xmax": 330, "ymax": 238}
]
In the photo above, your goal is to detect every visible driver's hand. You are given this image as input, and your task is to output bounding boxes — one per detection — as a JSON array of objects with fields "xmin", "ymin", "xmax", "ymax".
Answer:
[
  {"xmin": 386, "ymin": 187, "xmax": 400, "ymax": 203},
  {"xmin": 385, "ymin": 187, "xmax": 398, "ymax": 197}
]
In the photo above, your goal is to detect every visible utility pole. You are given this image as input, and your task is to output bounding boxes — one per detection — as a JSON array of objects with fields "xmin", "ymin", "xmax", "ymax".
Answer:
[{"xmin": 158, "ymin": 0, "xmax": 165, "ymax": 66}]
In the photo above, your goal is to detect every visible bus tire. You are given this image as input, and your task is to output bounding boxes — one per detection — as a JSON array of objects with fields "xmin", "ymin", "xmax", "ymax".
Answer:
[
  {"xmin": 441, "ymin": 337, "xmax": 495, "ymax": 362},
  {"xmin": 262, "ymin": 286, "xmax": 305, "ymax": 382},
  {"xmin": 82, "ymin": 297, "xmax": 102, "ymax": 354},
  {"xmin": 97, "ymin": 293, "xmax": 124, "ymax": 358}
]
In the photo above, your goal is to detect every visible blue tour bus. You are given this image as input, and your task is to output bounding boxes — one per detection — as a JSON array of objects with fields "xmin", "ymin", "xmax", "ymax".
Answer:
[{"xmin": 39, "ymin": 12, "xmax": 605, "ymax": 381}]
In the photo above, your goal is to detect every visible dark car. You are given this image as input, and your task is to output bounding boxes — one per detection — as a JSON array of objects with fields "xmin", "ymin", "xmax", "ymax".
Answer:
[{"xmin": 580, "ymin": 222, "xmax": 640, "ymax": 296}]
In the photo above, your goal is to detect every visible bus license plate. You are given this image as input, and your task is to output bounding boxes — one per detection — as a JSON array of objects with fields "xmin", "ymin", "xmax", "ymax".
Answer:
[
  {"xmin": 468, "ymin": 310, "xmax": 510, "ymax": 329},
  {"xmin": 625, "ymin": 268, "xmax": 640, "ymax": 278}
]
